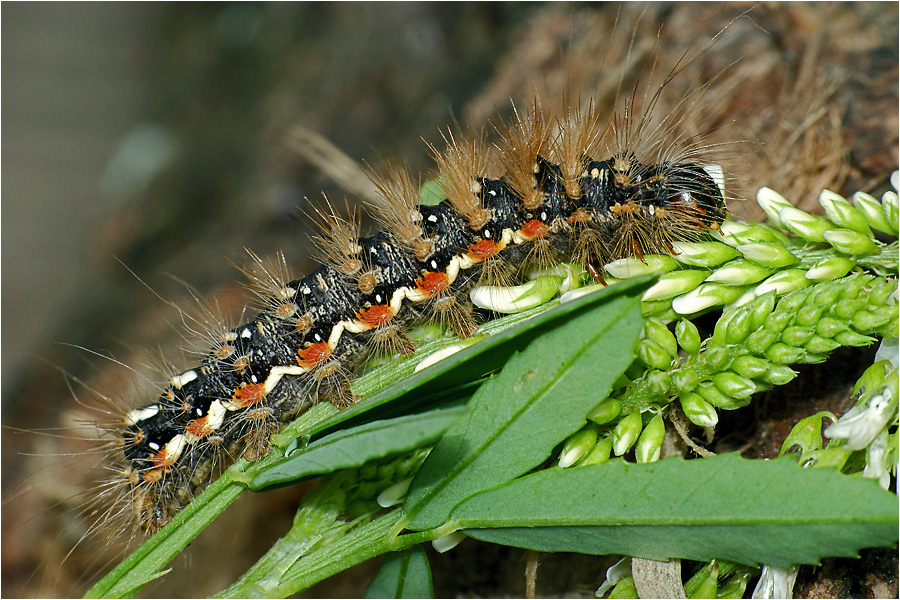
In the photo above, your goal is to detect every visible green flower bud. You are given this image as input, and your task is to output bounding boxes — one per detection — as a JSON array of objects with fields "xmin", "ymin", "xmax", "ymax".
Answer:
[
  {"xmin": 717, "ymin": 569, "xmax": 754, "ymax": 600},
  {"xmin": 745, "ymin": 328, "xmax": 780, "ymax": 355},
  {"xmin": 705, "ymin": 258, "xmax": 773, "ymax": 285},
  {"xmin": 704, "ymin": 345, "xmax": 731, "ymax": 371},
  {"xmin": 588, "ymin": 398, "xmax": 622, "ymax": 425},
  {"xmin": 646, "ymin": 370, "xmax": 673, "ymax": 396},
  {"xmin": 819, "ymin": 190, "xmax": 873, "ymax": 235},
  {"xmin": 756, "ymin": 187, "xmax": 793, "ymax": 228},
  {"xmin": 680, "ymin": 392, "xmax": 719, "ymax": 427},
  {"xmin": 642, "ymin": 269, "xmax": 710, "ymax": 301},
  {"xmin": 801, "ymin": 351, "xmax": 829, "ymax": 365},
  {"xmin": 833, "ymin": 330, "xmax": 875, "ymax": 347},
  {"xmin": 809, "ymin": 281, "xmax": 844, "ymax": 307},
  {"xmin": 469, "ymin": 275, "xmax": 562, "ymax": 313},
  {"xmin": 612, "ymin": 411, "xmax": 643, "ymax": 456},
  {"xmin": 805, "ymin": 256, "xmax": 856, "ymax": 281},
  {"xmin": 795, "ymin": 304, "xmax": 825, "ymax": 328},
  {"xmin": 765, "ymin": 342, "xmax": 806, "ymax": 365},
  {"xmin": 746, "ymin": 291, "xmax": 777, "ymax": 330},
  {"xmin": 822, "ymin": 229, "xmax": 879, "ymax": 256},
  {"xmin": 833, "ymin": 297, "xmax": 866, "ymax": 320},
  {"xmin": 762, "ymin": 365, "xmax": 798, "ymax": 385},
  {"xmin": 737, "ymin": 243, "xmax": 800, "ymax": 269},
  {"xmin": 781, "ymin": 326, "xmax": 814, "ymax": 346},
  {"xmin": 640, "ymin": 299, "xmax": 674, "ymax": 317},
  {"xmin": 671, "ymin": 282, "xmax": 746, "ymax": 315},
  {"xmin": 675, "ymin": 319, "xmax": 702, "ymax": 355},
  {"xmin": 559, "ymin": 425, "xmax": 599, "ymax": 468},
  {"xmin": 852, "ymin": 191, "xmax": 894, "ymax": 234},
  {"xmin": 686, "ymin": 561, "xmax": 719, "ymax": 599},
  {"xmin": 868, "ymin": 278, "xmax": 898, "ymax": 306},
  {"xmin": 724, "ymin": 308, "xmax": 753, "ymax": 345},
  {"xmin": 730, "ymin": 355, "xmax": 773, "ymax": 379},
  {"xmin": 839, "ymin": 273, "xmax": 874, "ymax": 299},
  {"xmin": 697, "ymin": 381, "xmax": 748, "ymax": 409},
  {"xmin": 670, "ymin": 241, "xmax": 740, "ymax": 268},
  {"xmin": 604, "ymin": 254, "xmax": 679, "ymax": 278},
  {"xmin": 779, "ymin": 206, "xmax": 834, "ymax": 242},
  {"xmin": 852, "ymin": 309, "xmax": 892, "ymax": 331},
  {"xmin": 755, "ymin": 269, "xmax": 812, "ymax": 296},
  {"xmin": 672, "ymin": 368, "xmax": 700, "ymax": 393},
  {"xmin": 639, "ymin": 339, "xmax": 674, "ymax": 370},
  {"xmin": 815, "ymin": 317, "xmax": 849, "ymax": 338},
  {"xmin": 581, "ymin": 435, "xmax": 613, "ymax": 466},
  {"xmin": 882, "ymin": 190, "xmax": 898, "ymax": 234},
  {"xmin": 717, "ymin": 219, "xmax": 792, "ymax": 247},
  {"xmin": 713, "ymin": 372, "xmax": 757, "ymax": 399},
  {"xmin": 635, "ymin": 412, "xmax": 666, "ymax": 463},
  {"xmin": 644, "ymin": 317, "xmax": 678, "ymax": 357},
  {"xmin": 377, "ymin": 462, "xmax": 397, "ymax": 481}
]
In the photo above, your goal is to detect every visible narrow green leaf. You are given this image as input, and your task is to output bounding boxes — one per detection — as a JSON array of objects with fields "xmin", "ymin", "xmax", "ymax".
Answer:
[
  {"xmin": 451, "ymin": 454, "xmax": 899, "ymax": 567},
  {"xmin": 251, "ymin": 406, "xmax": 465, "ymax": 490},
  {"xmin": 404, "ymin": 281, "xmax": 648, "ymax": 530},
  {"xmin": 364, "ymin": 546, "xmax": 434, "ymax": 599},
  {"xmin": 315, "ymin": 277, "xmax": 653, "ymax": 434}
]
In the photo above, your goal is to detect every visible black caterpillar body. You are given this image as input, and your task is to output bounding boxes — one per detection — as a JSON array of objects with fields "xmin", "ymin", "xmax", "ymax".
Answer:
[{"xmin": 116, "ymin": 107, "xmax": 727, "ymax": 532}]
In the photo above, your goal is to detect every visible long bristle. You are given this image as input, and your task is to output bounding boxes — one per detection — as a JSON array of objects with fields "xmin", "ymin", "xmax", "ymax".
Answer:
[
  {"xmin": 306, "ymin": 195, "xmax": 364, "ymax": 277},
  {"xmin": 495, "ymin": 100, "xmax": 550, "ymax": 210},
  {"xmin": 429, "ymin": 127, "xmax": 491, "ymax": 230},
  {"xmin": 366, "ymin": 162, "xmax": 427, "ymax": 252},
  {"xmin": 550, "ymin": 100, "xmax": 604, "ymax": 199}
]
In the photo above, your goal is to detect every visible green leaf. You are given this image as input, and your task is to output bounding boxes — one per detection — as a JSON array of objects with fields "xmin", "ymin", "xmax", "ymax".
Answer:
[
  {"xmin": 451, "ymin": 454, "xmax": 899, "ymax": 567},
  {"xmin": 403, "ymin": 280, "xmax": 648, "ymax": 530},
  {"xmin": 250, "ymin": 406, "xmax": 465, "ymax": 491},
  {"xmin": 313, "ymin": 276, "xmax": 653, "ymax": 435},
  {"xmin": 364, "ymin": 546, "xmax": 434, "ymax": 599}
]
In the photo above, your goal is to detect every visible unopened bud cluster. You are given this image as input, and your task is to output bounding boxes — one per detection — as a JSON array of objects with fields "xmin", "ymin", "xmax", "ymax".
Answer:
[
  {"xmin": 556, "ymin": 175, "xmax": 898, "ymax": 467},
  {"xmin": 343, "ymin": 446, "xmax": 431, "ymax": 515},
  {"xmin": 604, "ymin": 182, "xmax": 897, "ymax": 322}
]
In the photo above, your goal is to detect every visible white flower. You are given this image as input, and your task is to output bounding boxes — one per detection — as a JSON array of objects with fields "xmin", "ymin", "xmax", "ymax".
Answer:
[
  {"xmin": 432, "ymin": 531, "xmax": 466, "ymax": 553},
  {"xmin": 595, "ymin": 557, "xmax": 632, "ymax": 598},
  {"xmin": 862, "ymin": 430, "xmax": 891, "ymax": 490},
  {"xmin": 874, "ymin": 337, "xmax": 899, "ymax": 369},
  {"xmin": 824, "ymin": 379, "xmax": 898, "ymax": 451},
  {"xmin": 751, "ymin": 564, "xmax": 798, "ymax": 600},
  {"xmin": 376, "ymin": 477, "xmax": 412, "ymax": 508}
]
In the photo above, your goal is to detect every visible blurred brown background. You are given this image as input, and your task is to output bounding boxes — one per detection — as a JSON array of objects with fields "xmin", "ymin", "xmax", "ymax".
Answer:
[{"xmin": 3, "ymin": 3, "xmax": 897, "ymax": 598}]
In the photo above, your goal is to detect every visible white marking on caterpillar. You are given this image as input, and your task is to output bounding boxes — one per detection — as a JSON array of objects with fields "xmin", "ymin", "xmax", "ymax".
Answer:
[
  {"xmin": 125, "ymin": 405, "xmax": 160, "ymax": 426},
  {"xmin": 170, "ymin": 370, "xmax": 198, "ymax": 389}
]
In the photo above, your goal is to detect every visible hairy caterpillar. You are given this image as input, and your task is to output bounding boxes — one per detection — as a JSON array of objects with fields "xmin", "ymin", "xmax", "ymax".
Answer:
[
  {"xmin": 110, "ymin": 98, "xmax": 727, "ymax": 533},
  {"xmin": 8, "ymin": 3, "xmax": 900, "ymax": 596}
]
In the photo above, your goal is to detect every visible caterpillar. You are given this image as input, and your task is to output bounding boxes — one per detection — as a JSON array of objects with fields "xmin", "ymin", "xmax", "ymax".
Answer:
[
  {"xmin": 110, "ymin": 98, "xmax": 728, "ymax": 534},
  {"xmin": 19, "ymin": 5, "xmax": 897, "ymax": 597}
]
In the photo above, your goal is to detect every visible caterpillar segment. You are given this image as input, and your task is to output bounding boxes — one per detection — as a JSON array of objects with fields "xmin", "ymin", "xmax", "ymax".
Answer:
[{"xmin": 116, "ymin": 117, "xmax": 727, "ymax": 533}]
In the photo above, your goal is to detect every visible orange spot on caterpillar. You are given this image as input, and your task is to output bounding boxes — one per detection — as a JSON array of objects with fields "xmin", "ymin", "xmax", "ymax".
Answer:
[
  {"xmin": 186, "ymin": 417, "xmax": 212, "ymax": 439},
  {"xmin": 297, "ymin": 341, "xmax": 331, "ymax": 368},
  {"xmin": 416, "ymin": 271, "xmax": 449, "ymax": 296},
  {"xmin": 469, "ymin": 239, "xmax": 499, "ymax": 260},
  {"xmin": 522, "ymin": 219, "xmax": 548, "ymax": 239},
  {"xmin": 358, "ymin": 304, "xmax": 393, "ymax": 327},
  {"xmin": 232, "ymin": 382, "xmax": 266, "ymax": 407}
]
